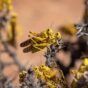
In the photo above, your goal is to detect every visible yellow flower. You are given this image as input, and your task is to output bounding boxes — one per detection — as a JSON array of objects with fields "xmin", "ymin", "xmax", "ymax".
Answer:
[
  {"xmin": 6, "ymin": 13, "xmax": 17, "ymax": 41},
  {"xmin": 0, "ymin": 0, "xmax": 3, "ymax": 11},
  {"xmin": 47, "ymin": 80, "xmax": 56, "ymax": 88},
  {"xmin": 19, "ymin": 70, "xmax": 27, "ymax": 83},
  {"xmin": 60, "ymin": 24, "xmax": 77, "ymax": 36},
  {"xmin": 39, "ymin": 65, "xmax": 51, "ymax": 72},
  {"xmin": 4, "ymin": 0, "xmax": 13, "ymax": 11},
  {"xmin": 33, "ymin": 66, "xmax": 45, "ymax": 80},
  {"xmin": 76, "ymin": 72, "xmax": 83, "ymax": 79},
  {"xmin": 4, "ymin": 0, "xmax": 12, "ymax": 4},
  {"xmin": 83, "ymin": 58, "xmax": 88, "ymax": 66}
]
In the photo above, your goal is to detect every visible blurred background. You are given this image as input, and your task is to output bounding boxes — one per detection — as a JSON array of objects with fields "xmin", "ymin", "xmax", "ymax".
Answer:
[{"xmin": 0, "ymin": 0, "xmax": 86, "ymax": 86}]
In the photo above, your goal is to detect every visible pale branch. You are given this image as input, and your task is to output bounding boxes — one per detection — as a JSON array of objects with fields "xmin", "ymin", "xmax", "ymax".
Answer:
[{"xmin": 2, "ymin": 40, "xmax": 25, "ymax": 71}]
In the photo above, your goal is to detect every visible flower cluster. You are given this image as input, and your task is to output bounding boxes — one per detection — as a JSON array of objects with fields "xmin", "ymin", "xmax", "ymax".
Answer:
[
  {"xmin": 71, "ymin": 58, "xmax": 88, "ymax": 88},
  {"xmin": 19, "ymin": 65, "xmax": 68, "ymax": 88},
  {"xmin": 0, "ymin": 0, "xmax": 15, "ymax": 28},
  {"xmin": 0, "ymin": 0, "xmax": 18, "ymax": 48}
]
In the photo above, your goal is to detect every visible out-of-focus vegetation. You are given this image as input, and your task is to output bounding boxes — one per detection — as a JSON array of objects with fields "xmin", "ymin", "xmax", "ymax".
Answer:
[
  {"xmin": 0, "ymin": 0, "xmax": 25, "ymax": 87},
  {"xmin": 71, "ymin": 58, "xmax": 88, "ymax": 88}
]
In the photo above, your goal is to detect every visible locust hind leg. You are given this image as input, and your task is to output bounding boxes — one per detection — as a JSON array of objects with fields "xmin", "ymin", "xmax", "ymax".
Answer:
[
  {"xmin": 23, "ymin": 45, "xmax": 33, "ymax": 53},
  {"xmin": 23, "ymin": 44, "xmax": 42, "ymax": 53},
  {"xmin": 20, "ymin": 39, "xmax": 31, "ymax": 47},
  {"xmin": 33, "ymin": 43, "xmax": 49, "ymax": 50}
]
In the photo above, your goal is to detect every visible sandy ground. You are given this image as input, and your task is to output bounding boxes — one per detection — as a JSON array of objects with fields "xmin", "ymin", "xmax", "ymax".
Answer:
[{"xmin": 0, "ymin": 0, "xmax": 85, "ymax": 85}]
